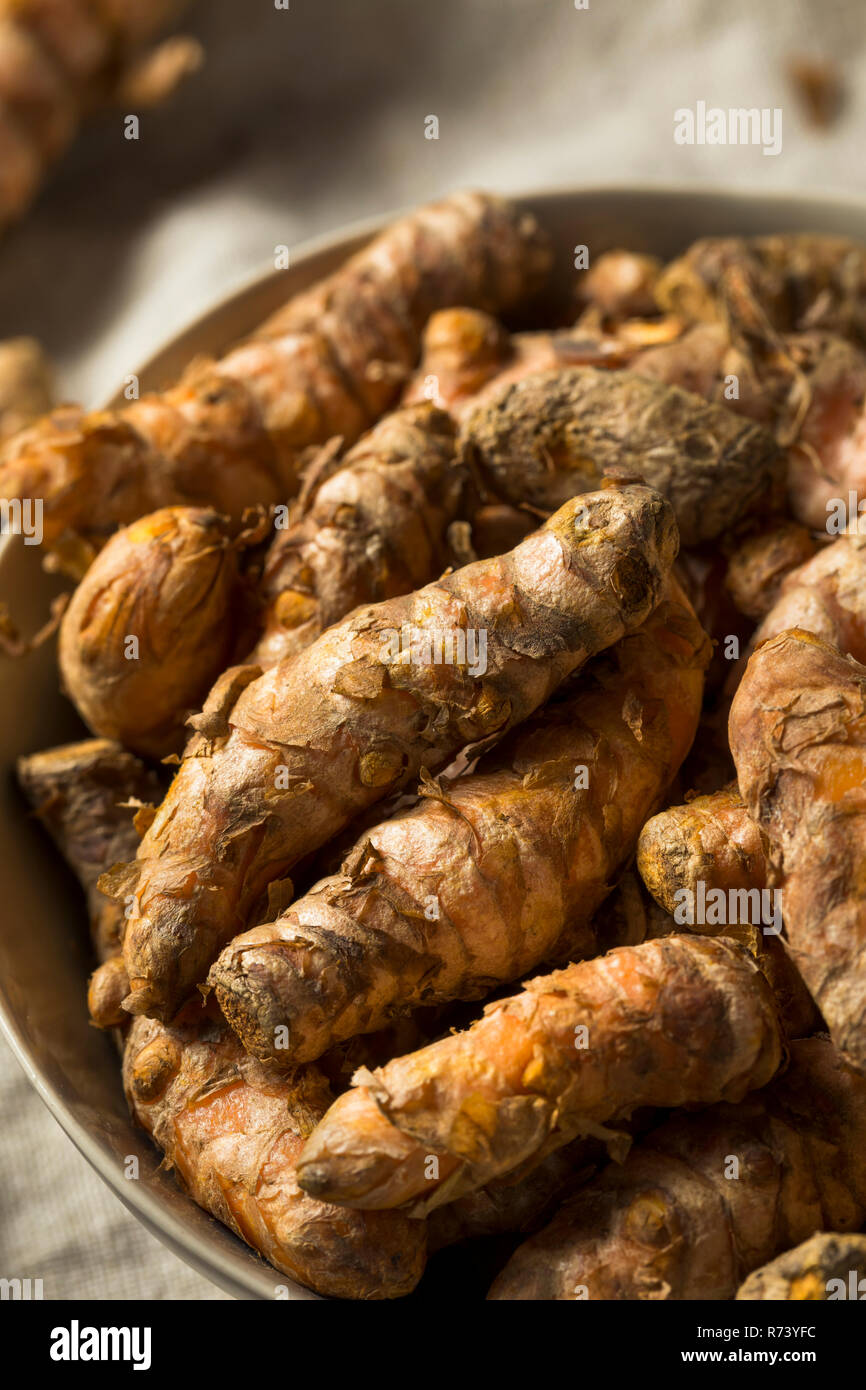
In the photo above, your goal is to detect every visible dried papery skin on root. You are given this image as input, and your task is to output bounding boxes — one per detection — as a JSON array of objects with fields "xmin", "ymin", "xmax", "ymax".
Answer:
[
  {"xmin": 725, "ymin": 522, "xmax": 817, "ymax": 621},
  {"xmin": 736, "ymin": 1231, "xmax": 866, "ymax": 1300},
  {"xmin": 295, "ymin": 934, "xmax": 784, "ymax": 1214},
  {"xmin": 747, "ymin": 533, "xmax": 866, "ymax": 667},
  {"xmin": 637, "ymin": 784, "xmax": 768, "ymax": 925},
  {"xmin": 113, "ymin": 483, "xmax": 678, "ymax": 1022},
  {"xmin": 16, "ymin": 737, "xmax": 160, "ymax": 962},
  {"xmin": 730, "ymin": 628, "xmax": 866, "ymax": 1068},
  {"xmin": 58, "ymin": 506, "xmax": 247, "ymax": 759},
  {"xmin": 122, "ymin": 1007, "xmax": 427, "ymax": 1299},
  {"xmin": 459, "ymin": 367, "xmax": 780, "ymax": 546},
  {"xmin": 0, "ymin": 193, "xmax": 551, "ymax": 561},
  {"xmin": 0, "ymin": 336, "xmax": 52, "ymax": 441},
  {"xmin": 0, "ymin": 1, "xmax": 191, "ymax": 230},
  {"xmin": 488, "ymin": 1037, "xmax": 866, "ymax": 1300},
  {"xmin": 655, "ymin": 235, "xmax": 866, "ymax": 345},
  {"xmin": 252, "ymin": 404, "xmax": 465, "ymax": 667},
  {"xmin": 210, "ymin": 578, "xmax": 710, "ymax": 1067}
]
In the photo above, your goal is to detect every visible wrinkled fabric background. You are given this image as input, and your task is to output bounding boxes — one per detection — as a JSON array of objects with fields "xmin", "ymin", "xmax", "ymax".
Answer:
[{"xmin": 1, "ymin": 0, "xmax": 863, "ymax": 1301}]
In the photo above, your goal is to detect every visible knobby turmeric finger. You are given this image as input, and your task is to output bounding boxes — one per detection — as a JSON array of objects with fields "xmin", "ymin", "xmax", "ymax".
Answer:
[
  {"xmin": 111, "ymin": 484, "xmax": 678, "ymax": 1023},
  {"xmin": 730, "ymin": 627, "xmax": 866, "ymax": 1068},
  {"xmin": 123, "ymin": 1005, "xmax": 427, "ymax": 1300},
  {"xmin": 253, "ymin": 404, "xmax": 465, "ymax": 667},
  {"xmin": 637, "ymin": 783, "xmax": 768, "ymax": 925},
  {"xmin": 460, "ymin": 367, "xmax": 780, "ymax": 545},
  {"xmin": 59, "ymin": 507, "xmax": 248, "ymax": 760},
  {"xmin": 488, "ymin": 1038, "xmax": 866, "ymax": 1300},
  {"xmin": 210, "ymin": 577, "xmax": 709, "ymax": 1067},
  {"xmin": 295, "ymin": 934, "xmax": 784, "ymax": 1215}
]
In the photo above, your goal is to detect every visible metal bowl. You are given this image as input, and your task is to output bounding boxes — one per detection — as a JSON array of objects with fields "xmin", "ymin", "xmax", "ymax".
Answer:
[{"xmin": 3, "ymin": 185, "xmax": 866, "ymax": 1300}]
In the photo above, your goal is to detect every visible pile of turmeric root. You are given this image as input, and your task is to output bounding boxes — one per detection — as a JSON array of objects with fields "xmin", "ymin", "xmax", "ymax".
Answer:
[{"xmin": 5, "ymin": 190, "xmax": 866, "ymax": 1300}]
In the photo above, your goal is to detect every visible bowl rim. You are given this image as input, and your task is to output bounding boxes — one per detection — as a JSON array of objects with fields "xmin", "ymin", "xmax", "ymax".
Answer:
[{"xmin": 5, "ymin": 178, "xmax": 866, "ymax": 1299}]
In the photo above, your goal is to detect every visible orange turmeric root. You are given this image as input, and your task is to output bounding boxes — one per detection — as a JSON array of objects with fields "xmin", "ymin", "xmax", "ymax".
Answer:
[
  {"xmin": 747, "ymin": 533, "xmax": 866, "ymax": 667},
  {"xmin": 294, "ymin": 934, "xmax": 784, "ymax": 1215},
  {"xmin": 210, "ymin": 577, "xmax": 709, "ymax": 1067},
  {"xmin": 58, "ymin": 506, "xmax": 251, "ymax": 759},
  {"xmin": 731, "ymin": 628, "xmax": 866, "ymax": 1068},
  {"xmin": 123, "ymin": 1003, "xmax": 427, "ymax": 1299},
  {"xmin": 488, "ymin": 1038, "xmax": 866, "ymax": 1299},
  {"xmin": 252, "ymin": 403, "xmax": 464, "ymax": 667},
  {"xmin": 636, "ymin": 784, "xmax": 768, "ymax": 925}
]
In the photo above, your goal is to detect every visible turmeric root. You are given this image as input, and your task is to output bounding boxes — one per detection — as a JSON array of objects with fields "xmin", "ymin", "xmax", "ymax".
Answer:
[
  {"xmin": 294, "ymin": 934, "xmax": 784, "ymax": 1214},
  {"xmin": 604, "ymin": 865, "xmax": 819, "ymax": 1041},
  {"xmin": 654, "ymin": 235, "xmax": 866, "ymax": 345},
  {"xmin": 725, "ymin": 521, "xmax": 817, "ymax": 621},
  {"xmin": 636, "ymin": 784, "xmax": 768, "ymax": 925},
  {"xmin": 58, "ymin": 507, "xmax": 250, "ymax": 759},
  {"xmin": 460, "ymin": 367, "xmax": 780, "ymax": 545},
  {"xmin": 0, "ymin": 193, "xmax": 550, "ymax": 566},
  {"xmin": 736, "ymin": 1232, "xmax": 866, "ymax": 1301},
  {"xmin": 488, "ymin": 1037, "xmax": 866, "ymax": 1300},
  {"xmin": 111, "ymin": 483, "xmax": 677, "ymax": 1022},
  {"xmin": 252, "ymin": 404, "xmax": 464, "ymax": 667},
  {"xmin": 16, "ymin": 737, "xmax": 160, "ymax": 962},
  {"xmin": 731, "ymin": 628, "xmax": 866, "ymax": 1068},
  {"xmin": 210, "ymin": 577, "xmax": 709, "ymax": 1067},
  {"xmin": 0, "ymin": 336, "xmax": 53, "ymax": 441},
  {"xmin": 401, "ymin": 309, "xmax": 514, "ymax": 416},
  {"xmin": 0, "ymin": 1, "xmax": 194, "ymax": 232},
  {"xmin": 122, "ymin": 1004, "xmax": 427, "ymax": 1300},
  {"xmin": 746, "ymin": 532, "xmax": 866, "ymax": 667}
]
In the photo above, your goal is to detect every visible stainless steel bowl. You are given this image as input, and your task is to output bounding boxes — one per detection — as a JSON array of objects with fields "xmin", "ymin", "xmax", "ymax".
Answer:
[{"xmin": 3, "ymin": 185, "xmax": 866, "ymax": 1300}]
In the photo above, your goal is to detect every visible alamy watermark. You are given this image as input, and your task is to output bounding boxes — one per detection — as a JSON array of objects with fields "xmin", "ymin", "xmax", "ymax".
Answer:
[
  {"xmin": 0, "ymin": 497, "xmax": 43, "ymax": 545},
  {"xmin": 673, "ymin": 882, "xmax": 782, "ymax": 934},
  {"xmin": 380, "ymin": 624, "xmax": 488, "ymax": 677},
  {"xmin": 674, "ymin": 102, "xmax": 782, "ymax": 156}
]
